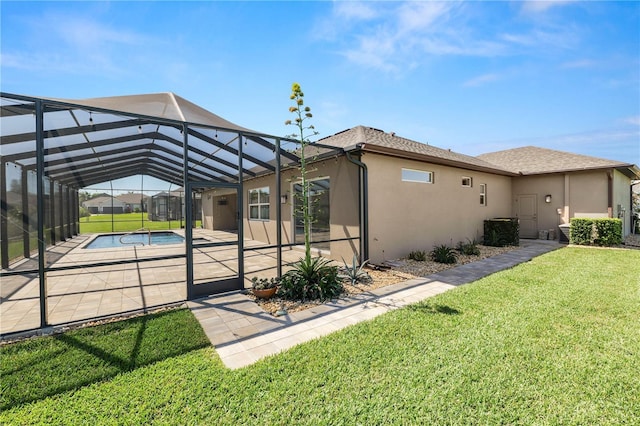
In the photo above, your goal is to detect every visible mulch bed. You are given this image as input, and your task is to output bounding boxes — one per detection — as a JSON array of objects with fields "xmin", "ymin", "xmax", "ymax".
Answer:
[{"xmin": 248, "ymin": 245, "xmax": 519, "ymax": 316}]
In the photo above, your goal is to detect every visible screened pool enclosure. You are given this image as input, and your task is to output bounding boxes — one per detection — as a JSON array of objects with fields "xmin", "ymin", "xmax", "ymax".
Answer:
[{"xmin": 0, "ymin": 92, "xmax": 364, "ymax": 336}]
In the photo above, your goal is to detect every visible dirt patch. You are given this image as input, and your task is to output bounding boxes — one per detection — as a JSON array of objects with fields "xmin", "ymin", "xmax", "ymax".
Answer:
[{"xmin": 249, "ymin": 245, "xmax": 519, "ymax": 316}]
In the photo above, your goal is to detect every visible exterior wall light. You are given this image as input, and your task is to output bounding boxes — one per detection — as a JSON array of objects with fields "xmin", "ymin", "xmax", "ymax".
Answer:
[
  {"xmin": 281, "ymin": 194, "xmax": 288, "ymax": 204},
  {"xmin": 545, "ymin": 194, "xmax": 552, "ymax": 203}
]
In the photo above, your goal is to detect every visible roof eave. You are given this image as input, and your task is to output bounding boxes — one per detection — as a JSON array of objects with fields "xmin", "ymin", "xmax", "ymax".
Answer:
[
  {"xmin": 517, "ymin": 164, "xmax": 640, "ymax": 179},
  {"xmin": 360, "ymin": 144, "xmax": 517, "ymax": 176}
]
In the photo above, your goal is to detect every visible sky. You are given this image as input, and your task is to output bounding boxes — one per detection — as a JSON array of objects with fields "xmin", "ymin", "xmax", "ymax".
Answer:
[{"xmin": 2, "ymin": 0, "xmax": 639, "ymax": 192}]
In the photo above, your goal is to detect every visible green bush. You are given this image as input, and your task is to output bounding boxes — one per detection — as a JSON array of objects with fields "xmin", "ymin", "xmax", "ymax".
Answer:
[
  {"xmin": 431, "ymin": 244, "xmax": 457, "ymax": 264},
  {"xmin": 483, "ymin": 218, "xmax": 519, "ymax": 247},
  {"xmin": 570, "ymin": 218, "xmax": 622, "ymax": 246},
  {"xmin": 278, "ymin": 257, "xmax": 342, "ymax": 301},
  {"xmin": 78, "ymin": 207, "xmax": 90, "ymax": 218},
  {"xmin": 457, "ymin": 239, "xmax": 480, "ymax": 256},
  {"xmin": 595, "ymin": 219, "xmax": 623, "ymax": 246},
  {"xmin": 569, "ymin": 218, "xmax": 594, "ymax": 245},
  {"xmin": 408, "ymin": 250, "xmax": 427, "ymax": 261}
]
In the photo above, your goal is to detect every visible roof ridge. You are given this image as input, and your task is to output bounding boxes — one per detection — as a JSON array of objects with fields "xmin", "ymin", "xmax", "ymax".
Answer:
[{"xmin": 167, "ymin": 92, "xmax": 186, "ymax": 122}]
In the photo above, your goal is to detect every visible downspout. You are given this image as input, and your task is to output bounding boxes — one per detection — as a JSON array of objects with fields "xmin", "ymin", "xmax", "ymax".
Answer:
[
  {"xmin": 607, "ymin": 171, "xmax": 613, "ymax": 218},
  {"xmin": 345, "ymin": 149, "xmax": 369, "ymax": 261}
]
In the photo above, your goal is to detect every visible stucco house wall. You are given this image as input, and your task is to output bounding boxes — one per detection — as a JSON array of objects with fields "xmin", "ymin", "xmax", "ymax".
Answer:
[
  {"xmin": 613, "ymin": 169, "xmax": 633, "ymax": 234},
  {"xmin": 511, "ymin": 168, "xmax": 636, "ymax": 238},
  {"xmin": 568, "ymin": 170, "xmax": 609, "ymax": 218},
  {"xmin": 363, "ymin": 153, "xmax": 512, "ymax": 263},
  {"xmin": 202, "ymin": 157, "xmax": 360, "ymax": 262},
  {"xmin": 511, "ymin": 174, "xmax": 565, "ymax": 236},
  {"xmin": 201, "ymin": 188, "xmax": 237, "ymax": 231}
]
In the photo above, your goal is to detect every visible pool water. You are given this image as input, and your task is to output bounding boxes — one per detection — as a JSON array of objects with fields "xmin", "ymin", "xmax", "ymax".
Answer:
[{"xmin": 85, "ymin": 232, "xmax": 185, "ymax": 249}]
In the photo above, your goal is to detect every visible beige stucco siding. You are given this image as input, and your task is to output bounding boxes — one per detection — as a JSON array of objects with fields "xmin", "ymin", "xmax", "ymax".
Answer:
[
  {"xmin": 363, "ymin": 153, "xmax": 511, "ymax": 263},
  {"xmin": 568, "ymin": 170, "xmax": 609, "ymax": 218},
  {"xmin": 510, "ymin": 168, "xmax": 634, "ymax": 238},
  {"xmin": 201, "ymin": 187, "xmax": 238, "ymax": 231},
  {"xmin": 202, "ymin": 157, "xmax": 360, "ymax": 261},
  {"xmin": 613, "ymin": 169, "xmax": 632, "ymax": 235},
  {"xmin": 511, "ymin": 174, "xmax": 565, "ymax": 234}
]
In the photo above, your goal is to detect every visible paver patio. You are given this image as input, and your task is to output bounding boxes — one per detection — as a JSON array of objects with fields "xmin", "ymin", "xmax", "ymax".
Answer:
[
  {"xmin": 0, "ymin": 229, "xmax": 305, "ymax": 335},
  {"xmin": 188, "ymin": 240, "xmax": 561, "ymax": 369}
]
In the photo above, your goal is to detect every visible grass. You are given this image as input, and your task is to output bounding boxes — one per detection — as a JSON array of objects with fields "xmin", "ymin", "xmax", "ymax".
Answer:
[
  {"xmin": 1, "ymin": 247, "xmax": 638, "ymax": 424},
  {"xmin": 0, "ymin": 309, "xmax": 210, "ymax": 410},
  {"xmin": 79, "ymin": 213, "xmax": 201, "ymax": 233}
]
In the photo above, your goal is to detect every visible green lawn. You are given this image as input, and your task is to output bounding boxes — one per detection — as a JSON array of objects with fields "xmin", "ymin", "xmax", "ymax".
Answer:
[
  {"xmin": 2, "ymin": 247, "xmax": 639, "ymax": 424},
  {"xmin": 79, "ymin": 213, "xmax": 200, "ymax": 233}
]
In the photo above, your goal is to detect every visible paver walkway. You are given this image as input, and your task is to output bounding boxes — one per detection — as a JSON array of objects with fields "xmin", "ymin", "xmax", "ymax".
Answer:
[{"xmin": 188, "ymin": 240, "xmax": 561, "ymax": 369}]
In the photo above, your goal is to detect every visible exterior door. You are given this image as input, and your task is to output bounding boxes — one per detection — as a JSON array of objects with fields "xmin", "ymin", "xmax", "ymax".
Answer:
[
  {"xmin": 517, "ymin": 194, "xmax": 538, "ymax": 238},
  {"xmin": 186, "ymin": 182, "xmax": 242, "ymax": 299}
]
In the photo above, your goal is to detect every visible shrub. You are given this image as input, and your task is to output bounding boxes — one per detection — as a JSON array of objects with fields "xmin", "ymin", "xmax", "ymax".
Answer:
[
  {"xmin": 408, "ymin": 250, "xmax": 427, "ymax": 261},
  {"xmin": 278, "ymin": 257, "xmax": 342, "ymax": 301},
  {"xmin": 570, "ymin": 218, "xmax": 622, "ymax": 246},
  {"xmin": 483, "ymin": 218, "xmax": 519, "ymax": 247},
  {"xmin": 594, "ymin": 219, "xmax": 622, "ymax": 246},
  {"xmin": 79, "ymin": 207, "xmax": 90, "ymax": 218},
  {"xmin": 431, "ymin": 244, "xmax": 457, "ymax": 264},
  {"xmin": 457, "ymin": 239, "xmax": 480, "ymax": 256},
  {"xmin": 569, "ymin": 218, "xmax": 594, "ymax": 245},
  {"xmin": 339, "ymin": 255, "xmax": 372, "ymax": 286}
]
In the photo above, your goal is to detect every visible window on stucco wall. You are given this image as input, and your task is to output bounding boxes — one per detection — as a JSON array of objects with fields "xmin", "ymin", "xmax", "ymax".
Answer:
[
  {"xmin": 248, "ymin": 187, "xmax": 269, "ymax": 220},
  {"xmin": 402, "ymin": 168, "xmax": 433, "ymax": 183}
]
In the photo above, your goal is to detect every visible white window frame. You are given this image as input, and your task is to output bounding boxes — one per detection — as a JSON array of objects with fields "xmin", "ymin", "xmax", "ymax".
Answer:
[
  {"xmin": 402, "ymin": 168, "xmax": 433, "ymax": 184},
  {"xmin": 480, "ymin": 183, "xmax": 487, "ymax": 206},
  {"xmin": 462, "ymin": 176, "xmax": 473, "ymax": 187},
  {"xmin": 248, "ymin": 187, "xmax": 270, "ymax": 220}
]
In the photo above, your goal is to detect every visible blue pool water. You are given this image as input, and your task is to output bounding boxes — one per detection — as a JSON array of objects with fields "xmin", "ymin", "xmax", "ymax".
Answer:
[{"xmin": 85, "ymin": 232, "xmax": 185, "ymax": 249}]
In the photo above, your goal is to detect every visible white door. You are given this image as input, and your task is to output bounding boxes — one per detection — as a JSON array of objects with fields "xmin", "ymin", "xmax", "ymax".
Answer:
[{"xmin": 517, "ymin": 194, "xmax": 538, "ymax": 238}]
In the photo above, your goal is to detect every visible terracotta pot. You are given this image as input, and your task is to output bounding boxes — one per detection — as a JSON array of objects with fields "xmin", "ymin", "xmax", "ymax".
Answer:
[{"xmin": 252, "ymin": 287, "xmax": 277, "ymax": 299}]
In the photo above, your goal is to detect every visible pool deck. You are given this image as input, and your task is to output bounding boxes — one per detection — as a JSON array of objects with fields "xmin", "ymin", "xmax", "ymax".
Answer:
[{"xmin": 0, "ymin": 229, "xmax": 303, "ymax": 336}]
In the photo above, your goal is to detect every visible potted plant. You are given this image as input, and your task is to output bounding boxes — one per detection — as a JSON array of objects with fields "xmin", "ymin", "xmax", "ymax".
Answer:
[{"xmin": 251, "ymin": 277, "xmax": 279, "ymax": 299}]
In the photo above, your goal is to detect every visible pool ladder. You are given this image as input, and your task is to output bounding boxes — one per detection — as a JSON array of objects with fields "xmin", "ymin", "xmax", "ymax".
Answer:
[{"xmin": 119, "ymin": 228, "xmax": 151, "ymax": 246}]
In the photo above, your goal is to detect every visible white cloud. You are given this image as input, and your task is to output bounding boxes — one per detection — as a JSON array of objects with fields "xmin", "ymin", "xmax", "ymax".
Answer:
[
  {"xmin": 463, "ymin": 73, "xmax": 501, "ymax": 87},
  {"xmin": 521, "ymin": 0, "xmax": 577, "ymax": 14},
  {"xmin": 500, "ymin": 26, "xmax": 580, "ymax": 50},
  {"xmin": 621, "ymin": 116, "xmax": 640, "ymax": 127},
  {"xmin": 396, "ymin": 1, "xmax": 453, "ymax": 34},
  {"xmin": 561, "ymin": 59, "xmax": 596, "ymax": 69},
  {"xmin": 320, "ymin": 1, "xmax": 582, "ymax": 75},
  {"xmin": 332, "ymin": 1, "xmax": 379, "ymax": 21},
  {"xmin": 324, "ymin": 1, "xmax": 511, "ymax": 73},
  {"xmin": 2, "ymin": 12, "xmax": 176, "ymax": 79},
  {"xmin": 475, "ymin": 128, "xmax": 640, "ymax": 153}
]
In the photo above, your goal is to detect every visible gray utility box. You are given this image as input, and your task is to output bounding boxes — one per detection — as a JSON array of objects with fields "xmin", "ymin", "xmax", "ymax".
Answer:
[{"xmin": 558, "ymin": 224, "xmax": 570, "ymax": 243}]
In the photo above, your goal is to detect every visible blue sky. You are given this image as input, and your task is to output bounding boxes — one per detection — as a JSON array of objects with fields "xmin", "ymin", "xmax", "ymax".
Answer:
[{"xmin": 2, "ymin": 1, "xmax": 639, "ymax": 191}]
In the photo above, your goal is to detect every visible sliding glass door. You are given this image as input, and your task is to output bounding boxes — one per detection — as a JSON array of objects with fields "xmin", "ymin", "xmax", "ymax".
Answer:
[{"xmin": 293, "ymin": 178, "xmax": 330, "ymax": 251}]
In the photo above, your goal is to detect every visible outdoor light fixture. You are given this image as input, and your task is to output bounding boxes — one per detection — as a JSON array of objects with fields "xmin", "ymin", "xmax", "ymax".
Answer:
[
  {"xmin": 138, "ymin": 125, "xmax": 142, "ymax": 134},
  {"xmin": 281, "ymin": 194, "xmax": 288, "ymax": 204},
  {"xmin": 545, "ymin": 194, "xmax": 552, "ymax": 203}
]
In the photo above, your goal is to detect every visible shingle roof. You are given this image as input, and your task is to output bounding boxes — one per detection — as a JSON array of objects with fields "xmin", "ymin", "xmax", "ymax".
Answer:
[
  {"xmin": 116, "ymin": 193, "xmax": 148, "ymax": 204},
  {"xmin": 477, "ymin": 146, "xmax": 636, "ymax": 175},
  {"xmin": 318, "ymin": 126, "xmax": 514, "ymax": 175}
]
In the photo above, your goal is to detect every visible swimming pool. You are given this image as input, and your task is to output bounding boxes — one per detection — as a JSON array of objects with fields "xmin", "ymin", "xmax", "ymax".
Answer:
[{"xmin": 84, "ymin": 231, "xmax": 185, "ymax": 249}]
